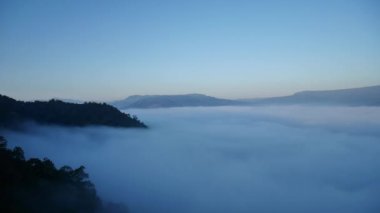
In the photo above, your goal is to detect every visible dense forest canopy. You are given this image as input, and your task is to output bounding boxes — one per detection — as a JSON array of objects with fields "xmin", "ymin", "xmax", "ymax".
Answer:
[
  {"xmin": 0, "ymin": 94, "xmax": 147, "ymax": 128},
  {"xmin": 0, "ymin": 136, "xmax": 129, "ymax": 213}
]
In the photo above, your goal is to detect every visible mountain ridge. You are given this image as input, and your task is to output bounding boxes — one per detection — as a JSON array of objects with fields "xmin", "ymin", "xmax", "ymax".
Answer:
[
  {"xmin": 111, "ymin": 85, "xmax": 380, "ymax": 109},
  {"xmin": 111, "ymin": 93, "xmax": 242, "ymax": 109},
  {"xmin": 0, "ymin": 94, "xmax": 147, "ymax": 129},
  {"xmin": 243, "ymin": 85, "xmax": 380, "ymax": 106}
]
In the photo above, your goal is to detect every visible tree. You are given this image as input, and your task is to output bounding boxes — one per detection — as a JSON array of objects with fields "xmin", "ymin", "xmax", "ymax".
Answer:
[
  {"xmin": 12, "ymin": 146, "xmax": 25, "ymax": 161},
  {"xmin": 0, "ymin": 136, "xmax": 6, "ymax": 149},
  {"xmin": 0, "ymin": 136, "xmax": 129, "ymax": 213}
]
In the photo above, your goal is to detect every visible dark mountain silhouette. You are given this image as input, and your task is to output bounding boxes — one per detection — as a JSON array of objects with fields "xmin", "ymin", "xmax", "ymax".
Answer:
[
  {"xmin": 111, "ymin": 94, "xmax": 242, "ymax": 109},
  {"xmin": 0, "ymin": 136, "xmax": 128, "ymax": 213},
  {"xmin": 0, "ymin": 94, "xmax": 147, "ymax": 129},
  {"xmin": 241, "ymin": 85, "xmax": 380, "ymax": 106}
]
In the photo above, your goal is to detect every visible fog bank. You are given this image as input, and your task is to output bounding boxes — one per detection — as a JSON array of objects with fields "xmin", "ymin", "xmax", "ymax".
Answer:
[{"xmin": 2, "ymin": 106, "xmax": 380, "ymax": 213}]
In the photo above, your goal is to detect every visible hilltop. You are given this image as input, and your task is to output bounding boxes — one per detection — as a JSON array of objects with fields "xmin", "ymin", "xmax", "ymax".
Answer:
[{"xmin": 0, "ymin": 94, "xmax": 147, "ymax": 129}]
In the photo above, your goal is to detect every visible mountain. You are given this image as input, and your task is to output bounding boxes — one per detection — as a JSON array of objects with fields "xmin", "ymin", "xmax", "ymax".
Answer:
[
  {"xmin": 111, "ymin": 85, "xmax": 380, "ymax": 109},
  {"xmin": 0, "ymin": 94, "xmax": 147, "ymax": 129},
  {"xmin": 111, "ymin": 94, "xmax": 242, "ymax": 109},
  {"xmin": 242, "ymin": 85, "xmax": 380, "ymax": 106}
]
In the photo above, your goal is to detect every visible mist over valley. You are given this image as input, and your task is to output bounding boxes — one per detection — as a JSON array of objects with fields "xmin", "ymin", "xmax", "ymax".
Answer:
[{"xmin": 2, "ymin": 106, "xmax": 380, "ymax": 213}]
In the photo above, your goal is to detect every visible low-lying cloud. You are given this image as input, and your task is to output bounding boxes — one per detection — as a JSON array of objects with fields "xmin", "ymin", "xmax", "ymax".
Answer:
[{"xmin": 2, "ymin": 106, "xmax": 380, "ymax": 213}]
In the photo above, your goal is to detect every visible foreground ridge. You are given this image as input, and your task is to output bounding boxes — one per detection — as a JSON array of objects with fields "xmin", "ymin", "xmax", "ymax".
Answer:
[{"xmin": 0, "ymin": 94, "xmax": 147, "ymax": 128}]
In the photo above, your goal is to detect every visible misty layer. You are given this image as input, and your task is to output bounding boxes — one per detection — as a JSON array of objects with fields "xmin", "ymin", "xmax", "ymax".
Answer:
[{"xmin": 2, "ymin": 106, "xmax": 380, "ymax": 213}]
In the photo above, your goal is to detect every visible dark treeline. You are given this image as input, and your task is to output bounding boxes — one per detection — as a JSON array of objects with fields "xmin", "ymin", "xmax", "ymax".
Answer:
[
  {"xmin": 0, "ymin": 136, "xmax": 128, "ymax": 213},
  {"xmin": 0, "ymin": 94, "xmax": 147, "ymax": 129}
]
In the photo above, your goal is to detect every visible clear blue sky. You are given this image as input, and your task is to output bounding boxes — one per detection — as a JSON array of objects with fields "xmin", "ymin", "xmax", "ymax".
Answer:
[{"xmin": 1, "ymin": 0, "xmax": 379, "ymax": 101}]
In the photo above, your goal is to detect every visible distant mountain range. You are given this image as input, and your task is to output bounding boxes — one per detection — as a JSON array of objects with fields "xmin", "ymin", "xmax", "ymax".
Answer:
[
  {"xmin": 243, "ymin": 85, "xmax": 380, "ymax": 106},
  {"xmin": 110, "ymin": 94, "xmax": 242, "ymax": 109},
  {"xmin": 111, "ymin": 85, "xmax": 380, "ymax": 109}
]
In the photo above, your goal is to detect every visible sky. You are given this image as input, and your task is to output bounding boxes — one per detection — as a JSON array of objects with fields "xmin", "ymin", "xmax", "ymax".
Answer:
[{"xmin": 0, "ymin": 0, "xmax": 379, "ymax": 101}]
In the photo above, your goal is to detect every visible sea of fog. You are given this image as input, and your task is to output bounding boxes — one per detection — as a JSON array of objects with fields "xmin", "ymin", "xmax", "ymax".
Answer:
[{"xmin": 2, "ymin": 106, "xmax": 380, "ymax": 213}]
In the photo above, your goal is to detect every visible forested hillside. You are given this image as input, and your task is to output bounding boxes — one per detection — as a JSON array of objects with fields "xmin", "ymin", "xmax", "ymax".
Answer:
[{"xmin": 0, "ymin": 94, "xmax": 146, "ymax": 128}]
